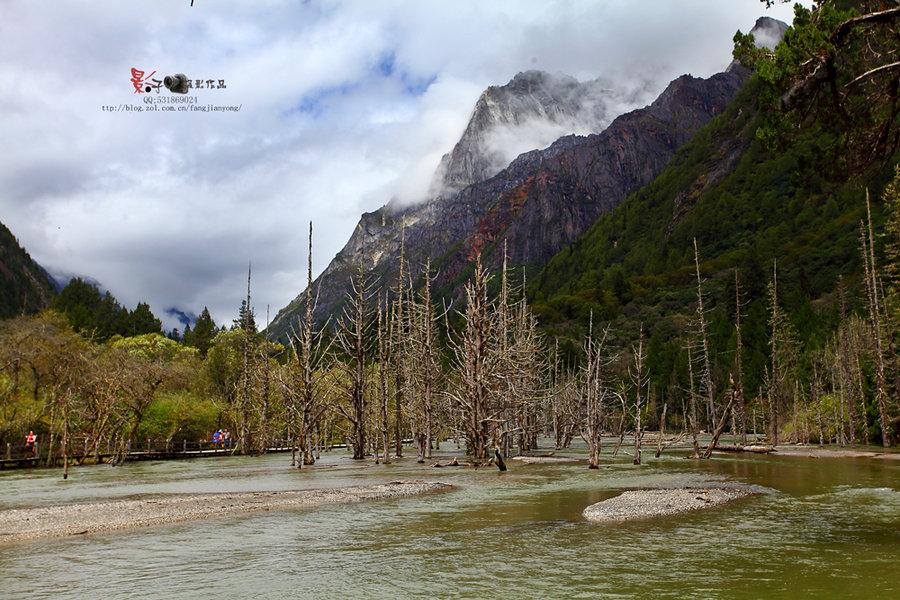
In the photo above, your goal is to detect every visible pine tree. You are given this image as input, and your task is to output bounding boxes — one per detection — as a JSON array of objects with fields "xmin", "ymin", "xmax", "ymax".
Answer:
[
  {"xmin": 128, "ymin": 302, "xmax": 162, "ymax": 336},
  {"xmin": 234, "ymin": 300, "xmax": 257, "ymax": 333},
  {"xmin": 190, "ymin": 307, "xmax": 217, "ymax": 357}
]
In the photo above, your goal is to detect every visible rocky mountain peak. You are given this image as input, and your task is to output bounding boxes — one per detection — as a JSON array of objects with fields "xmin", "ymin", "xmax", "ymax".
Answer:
[
  {"xmin": 429, "ymin": 69, "xmax": 649, "ymax": 197},
  {"xmin": 749, "ymin": 16, "xmax": 789, "ymax": 50}
]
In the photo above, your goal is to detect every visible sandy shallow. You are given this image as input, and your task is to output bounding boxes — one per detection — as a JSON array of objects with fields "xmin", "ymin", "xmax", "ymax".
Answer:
[
  {"xmin": 583, "ymin": 487, "xmax": 756, "ymax": 523},
  {"xmin": 773, "ymin": 446, "xmax": 900, "ymax": 460},
  {"xmin": 511, "ymin": 455, "xmax": 585, "ymax": 464},
  {"xmin": 0, "ymin": 480, "xmax": 451, "ymax": 545}
]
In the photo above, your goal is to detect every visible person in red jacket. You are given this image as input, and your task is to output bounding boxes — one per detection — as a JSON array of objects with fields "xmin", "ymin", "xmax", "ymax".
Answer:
[{"xmin": 24, "ymin": 431, "xmax": 36, "ymax": 457}]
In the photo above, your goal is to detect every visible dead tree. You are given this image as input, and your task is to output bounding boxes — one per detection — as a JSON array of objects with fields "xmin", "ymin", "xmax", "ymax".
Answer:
[
  {"xmin": 693, "ymin": 239, "xmax": 715, "ymax": 431},
  {"xmin": 580, "ymin": 312, "xmax": 613, "ymax": 469},
  {"xmin": 392, "ymin": 225, "xmax": 407, "ymax": 458},
  {"xmin": 282, "ymin": 222, "xmax": 333, "ymax": 468},
  {"xmin": 408, "ymin": 258, "xmax": 440, "ymax": 461},
  {"xmin": 733, "ymin": 269, "xmax": 747, "ymax": 445},
  {"xmin": 686, "ymin": 343, "xmax": 702, "ymax": 458},
  {"xmin": 701, "ymin": 372, "xmax": 739, "ymax": 459},
  {"xmin": 377, "ymin": 293, "xmax": 391, "ymax": 464},
  {"xmin": 447, "ymin": 254, "xmax": 497, "ymax": 460},
  {"xmin": 655, "ymin": 403, "xmax": 667, "ymax": 458},
  {"xmin": 336, "ymin": 269, "xmax": 373, "ymax": 459},
  {"xmin": 835, "ymin": 277, "xmax": 857, "ymax": 444},
  {"xmin": 504, "ymin": 266, "xmax": 545, "ymax": 458},
  {"xmin": 767, "ymin": 259, "xmax": 793, "ymax": 446},
  {"xmin": 861, "ymin": 192, "xmax": 892, "ymax": 447},
  {"xmin": 631, "ymin": 324, "xmax": 647, "ymax": 465},
  {"xmin": 257, "ymin": 305, "xmax": 272, "ymax": 455}
]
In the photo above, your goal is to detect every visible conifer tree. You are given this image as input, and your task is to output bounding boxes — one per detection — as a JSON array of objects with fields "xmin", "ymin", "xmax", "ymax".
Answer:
[{"xmin": 191, "ymin": 307, "xmax": 217, "ymax": 357}]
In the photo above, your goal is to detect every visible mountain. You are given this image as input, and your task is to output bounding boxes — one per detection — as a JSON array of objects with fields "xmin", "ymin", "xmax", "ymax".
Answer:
[
  {"xmin": 431, "ymin": 70, "xmax": 652, "ymax": 196},
  {"xmin": 0, "ymin": 221, "xmax": 57, "ymax": 318},
  {"xmin": 267, "ymin": 18, "xmax": 785, "ymax": 340}
]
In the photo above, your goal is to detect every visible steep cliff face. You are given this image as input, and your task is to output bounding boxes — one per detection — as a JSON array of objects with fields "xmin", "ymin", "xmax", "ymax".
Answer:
[
  {"xmin": 0, "ymin": 221, "xmax": 56, "ymax": 318},
  {"xmin": 267, "ymin": 19, "xmax": 785, "ymax": 340},
  {"xmin": 431, "ymin": 70, "xmax": 650, "ymax": 196}
]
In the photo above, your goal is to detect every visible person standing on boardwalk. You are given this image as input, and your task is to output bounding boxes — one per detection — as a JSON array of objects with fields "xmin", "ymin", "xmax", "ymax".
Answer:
[{"xmin": 24, "ymin": 431, "xmax": 36, "ymax": 457}]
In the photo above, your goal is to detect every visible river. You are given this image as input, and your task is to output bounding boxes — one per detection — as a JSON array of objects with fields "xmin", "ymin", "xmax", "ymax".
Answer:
[{"xmin": 1, "ymin": 441, "xmax": 897, "ymax": 599}]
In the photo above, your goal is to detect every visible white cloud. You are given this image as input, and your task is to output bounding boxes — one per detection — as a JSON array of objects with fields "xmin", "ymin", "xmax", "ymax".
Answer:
[{"xmin": 0, "ymin": 0, "xmax": 803, "ymax": 330}]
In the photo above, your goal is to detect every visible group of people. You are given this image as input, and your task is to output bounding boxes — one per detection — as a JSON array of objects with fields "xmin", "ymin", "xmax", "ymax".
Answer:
[{"xmin": 211, "ymin": 429, "xmax": 232, "ymax": 449}]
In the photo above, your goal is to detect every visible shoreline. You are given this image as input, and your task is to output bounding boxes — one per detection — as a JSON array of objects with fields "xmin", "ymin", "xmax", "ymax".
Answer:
[
  {"xmin": 771, "ymin": 446, "xmax": 900, "ymax": 460},
  {"xmin": 0, "ymin": 480, "xmax": 451, "ymax": 545}
]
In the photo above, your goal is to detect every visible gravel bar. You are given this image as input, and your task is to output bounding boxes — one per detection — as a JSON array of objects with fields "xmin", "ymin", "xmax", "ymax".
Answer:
[
  {"xmin": 0, "ymin": 480, "xmax": 451, "ymax": 545},
  {"xmin": 583, "ymin": 487, "xmax": 756, "ymax": 522}
]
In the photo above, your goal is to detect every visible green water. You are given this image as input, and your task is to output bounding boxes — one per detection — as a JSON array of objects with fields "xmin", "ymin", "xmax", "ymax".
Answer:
[{"xmin": 1, "ymin": 442, "xmax": 898, "ymax": 599}]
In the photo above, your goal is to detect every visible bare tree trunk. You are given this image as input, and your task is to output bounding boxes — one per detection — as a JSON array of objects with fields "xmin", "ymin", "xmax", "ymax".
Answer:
[
  {"xmin": 702, "ymin": 373, "xmax": 738, "ymax": 459},
  {"xmin": 768, "ymin": 261, "xmax": 781, "ymax": 446},
  {"xmin": 733, "ymin": 269, "xmax": 747, "ymax": 445},
  {"xmin": 693, "ymin": 239, "xmax": 716, "ymax": 431},
  {"xmin": 863, "ymin": 194, "xmax": 892, "ymax": 447},
  {"xmin": 632, "ymin": 325, "xmax": 646, "ymax": 466},
  {"xmin": 61, "ymin": 396, "xmax": 70, "ymax": 480},
  {"xmin": 337, "ymin": 269, "xmax": 372, "ymax": 460},
  {"xmin": 686, "ymin": 344, "xmax": 701, "ymax": 458},
  {"xmin": 378, "ymin": 294, "xmax": 391, "ymax": 465},
  {"xmin": 394, "ymin": 226, "xmax": 406, "ymax": 458},
  {"xmin": 655, "ymin": 403, "xmax": 667, "ymax": 458}
]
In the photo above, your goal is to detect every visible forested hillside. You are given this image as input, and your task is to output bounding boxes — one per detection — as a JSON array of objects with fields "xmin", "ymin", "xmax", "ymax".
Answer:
[
  {"xmin": 0, "ymin": 221, "xmax": 57, "ymax": 318},
  {"xmin": 532, "ymin": 1, "xmax": 899, "ymax": 441}
]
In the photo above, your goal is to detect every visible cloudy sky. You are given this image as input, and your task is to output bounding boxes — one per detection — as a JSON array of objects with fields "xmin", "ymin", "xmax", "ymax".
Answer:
[{"xmin": 0, "ymin": 0, "xmax": 801, "ymax": 331}]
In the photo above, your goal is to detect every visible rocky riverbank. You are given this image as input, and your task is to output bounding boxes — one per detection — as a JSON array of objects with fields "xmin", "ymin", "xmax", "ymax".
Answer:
[
  {"xmin": 0, "ymin": 480, "xmax": 451, "ymax": 545},
  {"xmin": 583, "ymin": 486, "xmax": 756, "ymax": 522}
]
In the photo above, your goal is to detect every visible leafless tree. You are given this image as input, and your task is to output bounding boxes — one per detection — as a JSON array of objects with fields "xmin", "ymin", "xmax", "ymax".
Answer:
[
  {"xmin": 861, "ymin": 192, "xmax": 892, "ymax": 447},
  {"xmin": 580, "ymin": 312, "xmax": 614, "ymax": 469},
  {"xmin": 631, "ymin": 324, "xmax": 647, "ymax": 465},
  {"xmin": 693, "ymin": 238, "xmax": 715, "ymax": 431},
  {"xmin": 335, "ymin": 269, "xmax": 374, "ymax": 459},
  {"xmin": 279, "ymin": 224, "xmax": 334, "ymax": 467}
]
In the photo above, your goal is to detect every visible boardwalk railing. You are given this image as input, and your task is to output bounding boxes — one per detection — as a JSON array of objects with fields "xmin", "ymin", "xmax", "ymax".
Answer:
[{"xmin": 0, "ymin": 436, "xmax": 302, "ymax": 470}]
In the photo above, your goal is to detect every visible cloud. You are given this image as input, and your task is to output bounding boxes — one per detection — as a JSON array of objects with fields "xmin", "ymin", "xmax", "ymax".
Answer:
[{"xmin": 0, "ymin": 0, "xmax": 804, "ymax": 330}]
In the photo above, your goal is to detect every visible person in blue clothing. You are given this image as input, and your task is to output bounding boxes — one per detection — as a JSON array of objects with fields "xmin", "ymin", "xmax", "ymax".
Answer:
[{"xmin": 212, "ymin": 429, "xmax": 222, "ymax": 448}]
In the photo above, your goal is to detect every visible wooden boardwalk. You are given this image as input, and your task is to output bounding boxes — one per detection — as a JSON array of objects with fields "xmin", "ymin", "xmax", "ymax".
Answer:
[{"xmin": 0, "ymin": 445, "xmax": 296, "ymax": 471}]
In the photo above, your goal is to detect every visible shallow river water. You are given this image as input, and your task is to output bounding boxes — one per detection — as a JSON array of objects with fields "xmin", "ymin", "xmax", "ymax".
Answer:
[{"xmin": 1, "ymin": 441, "xmax": 898, "ymax": 599}]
